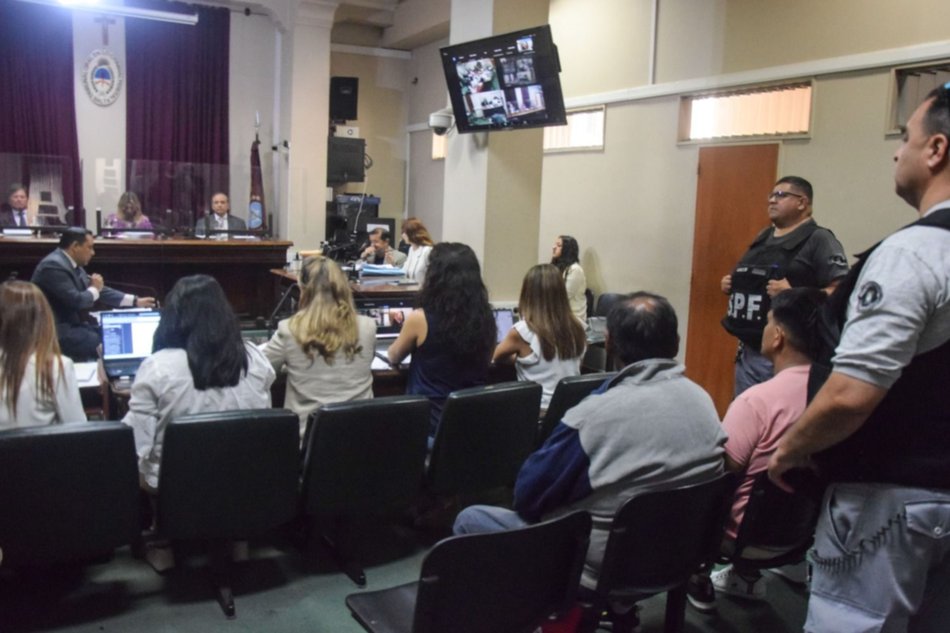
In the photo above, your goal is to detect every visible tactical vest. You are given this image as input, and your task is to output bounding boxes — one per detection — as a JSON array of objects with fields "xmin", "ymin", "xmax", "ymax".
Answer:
[
  {"xmin": 811, "ymin": 207, "xmax": 950, "ymax": 488},
  {"xmin": 722, "ymin": 221, "xmax": 820, "ymax": 349}
]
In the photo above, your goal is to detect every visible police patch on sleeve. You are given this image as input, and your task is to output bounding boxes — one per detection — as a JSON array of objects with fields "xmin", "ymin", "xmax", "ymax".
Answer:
[
  {"xmin": 857, "ymin": 281, "xmax": 883, "ymax": 311},
  {"xmin": 829, "ymin": 254, "xmax": 848, "ymax": 267}
]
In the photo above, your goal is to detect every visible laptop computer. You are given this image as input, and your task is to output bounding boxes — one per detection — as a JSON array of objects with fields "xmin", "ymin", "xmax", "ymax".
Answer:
[
  {"xmin": 100, "ymin": 310, "xmax": 162, "ymax": 379},
  {"xmin": 493, "ymin": 308, "xmax": 516, "ymax": 344},
  {"xmin": 354, "ymin": 296, "xmax": 415, "ymax": 353}
]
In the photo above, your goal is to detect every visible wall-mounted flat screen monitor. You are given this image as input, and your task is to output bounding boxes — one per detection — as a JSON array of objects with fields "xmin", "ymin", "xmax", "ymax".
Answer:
[{"xmin": 440, "ymin": 25, "xmax": 566, "ymax": 134}]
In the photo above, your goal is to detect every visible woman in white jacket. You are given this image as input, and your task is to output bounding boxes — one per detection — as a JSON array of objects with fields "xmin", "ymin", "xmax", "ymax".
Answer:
[
  {"xmin": 401, "ymin": 217, "xmax": 435, "ymax": 283},
  {"xmin": 0, "ymin": 280, "xmax": 86, "ymax": 430}
]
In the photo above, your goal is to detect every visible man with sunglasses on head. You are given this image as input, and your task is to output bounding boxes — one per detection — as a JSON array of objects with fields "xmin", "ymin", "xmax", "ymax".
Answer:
[
  {"xmin": 769, "ymin": 85, "xmax": 950, "ymax": 633},
  {"xmin": 722, "ymin": 176, "xmax": 849, "ymax": 395}
]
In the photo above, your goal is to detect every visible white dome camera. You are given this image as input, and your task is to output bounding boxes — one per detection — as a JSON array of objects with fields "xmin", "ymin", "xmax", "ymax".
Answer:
[{"xmin": 428, "ymin": 108, "xmax": 455, "ymax": 136}]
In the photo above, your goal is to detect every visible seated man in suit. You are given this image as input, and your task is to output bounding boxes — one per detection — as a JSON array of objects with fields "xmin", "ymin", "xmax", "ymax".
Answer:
[
  {"xmin": 0, "ymin": 183, "xmax": 42, "ymax": 228},
  {"xmin": 194, "ymin": 192, "xmax": 246, "ymax": 239},
  {"xmin": 453, "ymin": 292, "xmax": 727, "ymax": 592},
  {"xmin": 360, "ymin": 228, "xmax": 407, "ymax": 266},
  {"xmin": 31, "ymin": 228, "xmax": 157, "ymax": 361}
]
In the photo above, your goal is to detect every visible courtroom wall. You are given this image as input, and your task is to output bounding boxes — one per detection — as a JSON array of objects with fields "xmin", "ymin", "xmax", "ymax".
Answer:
[
  {"xmin": 330, "ymin": 51, "xmax": 410, "ymax": 224},
  {"xmin": 228, "ymin": 12, "xmax": 278, "ymax": 230},
  {"xmin": 721, "ymin": 0, "xmax": 950, "ymax": 73},
  {"xmin": 70, "ymin": 9, "xmax": 280, "ymax": 231},
  {"xmin": 530, "ymin": 0, "xmax": 950, "ymax": 337},
  {"xmin": 405, "ymin": 37, "xmax": 449, "ymax": 241}
]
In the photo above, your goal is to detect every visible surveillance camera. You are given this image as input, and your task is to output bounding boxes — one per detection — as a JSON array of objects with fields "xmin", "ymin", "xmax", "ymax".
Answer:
[{"xmin": 428, "ymin": 108, "xmax": 454, "ymax": 136}]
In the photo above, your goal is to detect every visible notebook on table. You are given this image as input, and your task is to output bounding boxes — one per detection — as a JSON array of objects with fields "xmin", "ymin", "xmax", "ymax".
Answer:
[{"xmin": 99, "ymin": 310, "xmax": 162, "ymax": 379}]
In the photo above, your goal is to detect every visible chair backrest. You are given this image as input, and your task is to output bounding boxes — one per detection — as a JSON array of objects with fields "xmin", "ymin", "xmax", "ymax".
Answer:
[
  {"xmin": 537, "ymin": 373, "xmax": 617, "ymax": 447},
  {"xmin": 585, "ymin": 288, "xmax": 595, "ymax": 318},
  {"xmin": 426, "ymin": 381, "xmax": 541, "ymax": 496},
  {"xmin": 596, "ymin": 474, "xmax": 732, "ymax": 594},
  {"xmin": 0, "ymin": 422, "xmax": 140, "ymax": 566},
  {"xmin": 733, "ymin": 470, "xmax": 822, "ymax": 557},
  {"xmin": 595, "ymin": 292, "xmax": 624, "ymax": 318},
  {"xmin": 412, "ymin": 511, "xmax": 591, "ymax": 633},
  {"xmin": 301, "ymin": 395, "xmax": 430, "ymax": 517},
  {"xmin": 157, "ymin": 409, "xmax": 300, "ymax": 541}
]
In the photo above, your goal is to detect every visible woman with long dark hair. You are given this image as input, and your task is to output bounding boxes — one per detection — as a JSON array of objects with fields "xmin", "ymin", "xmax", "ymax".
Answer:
[
  {"xmin": 388, "ymin": 242, "xmax": 496, "ymax": 436},
  {"xmin": 493, "ymin": 264, "xmax": 586, "ymax": 413},
  {"xmin": 400, "ymin": 217, "xmax": 435, "ymax": 282},
  {"xmin": 0, "ymin": 281, "xmax": 85, "ymax": 429},
  {"xmin": 123, "ymin": 274, "xmax": 274, "ymax": 492},
  {"xmin": 551, "ymin": 234, "xmax": 588, "ymax": 324},
  {"xmin": 262, "ymin": 256, "xmax": 376, "ymax": 439}
]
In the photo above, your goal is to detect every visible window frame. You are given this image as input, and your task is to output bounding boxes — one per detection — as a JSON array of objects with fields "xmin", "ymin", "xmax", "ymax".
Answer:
[{"xmin": 678, "ymin": 80, "xmax": 814, "ymax": 145}]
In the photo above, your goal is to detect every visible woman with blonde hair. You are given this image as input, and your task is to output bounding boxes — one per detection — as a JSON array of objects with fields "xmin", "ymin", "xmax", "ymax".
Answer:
[
  {"xmin": 400, "ymin": 217, "xmax": 435, "ymax": 282},
  {"xmin": 262, "ymin": 256, "xmax": 377, "ymax": 438},
  {"xmin": 104, "ymin": 191, "xmax": 153, "ymax": 231},
  {"xmin": 0, "ymin": 280, "xmax": 86, "ymax": 429},
  {"xmin": 493, "ymin": 264, "xmax": 586, "ymax": 412}
]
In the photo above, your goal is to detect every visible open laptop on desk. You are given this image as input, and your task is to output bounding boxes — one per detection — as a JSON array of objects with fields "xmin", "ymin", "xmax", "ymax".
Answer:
[
  {"xmin": 100, "ymin": 310, "xmax": 162, "ymax": 379},
  {"xmin": 493, "ymin": 308, "xmax": 515, "ymax": 343}
]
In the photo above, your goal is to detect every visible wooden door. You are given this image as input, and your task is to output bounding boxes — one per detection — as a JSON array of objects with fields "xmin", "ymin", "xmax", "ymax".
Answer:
[{"xmin": 684, "ymin": 145, "xmax": 779, "ymax": 417}]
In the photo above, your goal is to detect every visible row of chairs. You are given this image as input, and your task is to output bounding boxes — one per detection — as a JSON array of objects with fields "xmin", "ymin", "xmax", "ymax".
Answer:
[
  {"xmin": 346, "ymin": 470, "xmax": 821, "ymax": 633},
  {"xmin": 349, "ymin": 474, "xmax": 733, "ymax": 633},
  {"xmin": 0, "ymin": 375, "xmax": 613, "ymax": 618},
  {"xmin": 0, "ymin": 371, "xmax": 819, "ymax": 629}
]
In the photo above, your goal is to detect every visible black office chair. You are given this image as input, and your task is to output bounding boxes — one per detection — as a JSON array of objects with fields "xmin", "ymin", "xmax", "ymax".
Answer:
[
  {"xmin": 426, "ymin": 381, "xmax": 542, "ymax": 498},
  {"xmin": 155, "ymin": 409, "xmax": 300, "ymax": 618},
  {"xmin": 594, "ymin": 292, "xmax": 624, "ymax": 318},
  {"xmin": 537, "ymin": 372, "xmax": 617, "ymax": 448},
  {"xmin": 579, "ymin": 474, "xmax": 734, "ymax": 633},
  {"xmin": 300, "ymin": 395, "xmax": 430, "ymax": 586},
  {"xmin": 346, "ymin": 510, "xmax": 592, "ymax": 633},
  {"xmin": 0, "ymin": 422, "xmax": 140, "ymax": 568},
  {"xmin": 726, "ymin": 470, "xmax": 822, "ymax": 574},
  {"xmin": 585, "ymin": 288, "xmax": 595, "ymax": 318}
]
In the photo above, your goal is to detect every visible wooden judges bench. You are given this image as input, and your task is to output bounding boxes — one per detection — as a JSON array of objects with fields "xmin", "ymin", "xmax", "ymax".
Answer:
[{"xmin": 0, "ymin": 237, "xmax": 293, "ymax": 320}]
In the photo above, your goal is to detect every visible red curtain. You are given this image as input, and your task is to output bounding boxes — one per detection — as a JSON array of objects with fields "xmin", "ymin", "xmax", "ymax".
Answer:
[
  {"xmin": 0, "ymin": 2, "xmax": 82, "ymax": 219},
  {"xmin": 126, "ymin": 1, "xmax": 230, "ymax": 220}
]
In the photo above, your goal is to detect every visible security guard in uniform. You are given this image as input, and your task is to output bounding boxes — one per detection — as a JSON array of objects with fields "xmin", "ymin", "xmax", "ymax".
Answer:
[{"xmin": 721, "ymin": 176, "xmax": 848, "ymax": 395}]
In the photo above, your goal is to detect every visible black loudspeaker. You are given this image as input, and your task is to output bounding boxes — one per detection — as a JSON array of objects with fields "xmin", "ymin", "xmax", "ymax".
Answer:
[{"xmin": 330, "ymin": 76, "xmax": 359, "ymax": 121}]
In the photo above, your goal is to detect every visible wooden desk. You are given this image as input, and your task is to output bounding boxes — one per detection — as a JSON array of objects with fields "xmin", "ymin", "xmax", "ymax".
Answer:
[
  {"xmin": 270, "ymin": 268, "xmax": 420, "ymax": 298},
  {"xmin": 1, "ymin": 237, "xmax": 292, "ymax": 319}
]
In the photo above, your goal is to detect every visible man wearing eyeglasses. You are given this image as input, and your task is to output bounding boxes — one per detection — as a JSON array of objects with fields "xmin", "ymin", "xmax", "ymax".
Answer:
[
  {"xmin": 722, "ymin": 176, "xmax": 848, "ymax": 395},
  {"xmin": 769, "ymin": 86, "xmax": 950, "ymax": 633}
]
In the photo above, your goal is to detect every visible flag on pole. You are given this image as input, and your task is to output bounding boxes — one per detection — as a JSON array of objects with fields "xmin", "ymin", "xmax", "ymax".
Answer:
[{"xmin": 248, "ymin": 136, "xmax": 266, "ymax": 229}]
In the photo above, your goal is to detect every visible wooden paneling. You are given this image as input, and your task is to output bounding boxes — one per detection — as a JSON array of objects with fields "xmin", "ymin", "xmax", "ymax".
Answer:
[{"xmin": 0, "ymin": 238, "xmax": 292, "ymax": 319}]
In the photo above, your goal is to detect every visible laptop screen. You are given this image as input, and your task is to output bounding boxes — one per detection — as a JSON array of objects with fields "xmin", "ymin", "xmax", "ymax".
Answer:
[
  {"xmin": 493, "ymin": 308, "xmax": 515, "ymax": 344},
  {"xmin": 100, "ymin": 310, "xmax": 162, "ymax": 363},
  {"xmin": 355, "ymin": 296, "xmax": 415, "ymax": 338}
]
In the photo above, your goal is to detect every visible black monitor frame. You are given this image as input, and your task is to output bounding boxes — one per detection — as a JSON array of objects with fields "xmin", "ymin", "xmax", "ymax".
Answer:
[{"xmin": 440, "ymin": 25, "xmax": 566, "ymax": 134}]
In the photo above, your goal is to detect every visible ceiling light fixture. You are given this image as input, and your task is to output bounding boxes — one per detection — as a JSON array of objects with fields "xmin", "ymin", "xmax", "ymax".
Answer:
[{"xmin": 17, "ymin": 0, "xmax": 199, "ymax": 26}]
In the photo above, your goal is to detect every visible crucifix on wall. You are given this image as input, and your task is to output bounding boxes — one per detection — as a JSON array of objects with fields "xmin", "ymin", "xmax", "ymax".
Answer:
[{"xmin": 93, "ymin": 15, "xmax": 116, "ymax": 46}]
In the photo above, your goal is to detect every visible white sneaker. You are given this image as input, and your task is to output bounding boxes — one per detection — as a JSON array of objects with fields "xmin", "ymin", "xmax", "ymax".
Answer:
[
  {"xmin": 767, "ymin": 561, "xmax": 809, "ymax": 587},
  {"xmin": 711, "ymin": 565, "xmax": 766, "ymax": 601}
]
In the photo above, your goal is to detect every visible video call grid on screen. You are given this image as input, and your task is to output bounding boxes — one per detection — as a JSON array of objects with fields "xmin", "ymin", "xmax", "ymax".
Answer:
[
  {"xmin": 101, "ymin": 312, "xmax": 161, "ymax": 360},
  {"xmin": 355, "ymin": 297, "xmax": 414, "ymax": 337}
]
